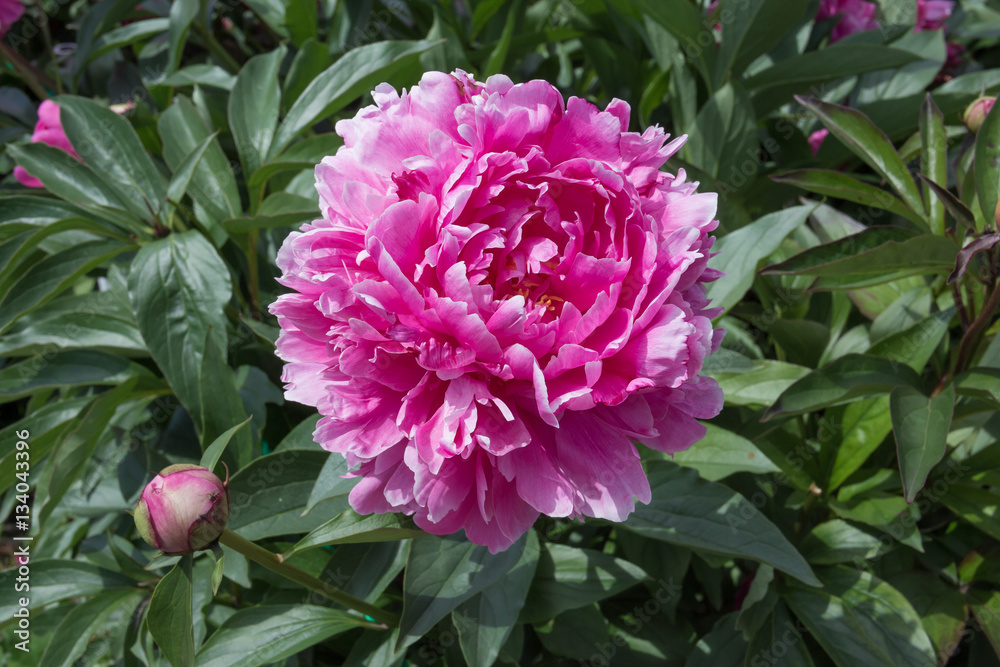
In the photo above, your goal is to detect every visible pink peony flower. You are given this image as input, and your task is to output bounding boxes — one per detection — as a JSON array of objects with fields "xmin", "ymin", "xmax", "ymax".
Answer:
[
  {"xmin": 816, "ymin": 0, "xmax": 880, "ymax": 42},
  {"xmin": 134, "ymin": 464, "xmax": 230, "ymax": 554},
  {"xmin": 808, "ymin": 129, "xmax": 829, "ymax": 157},
  {"xmin": 915, "ymin": 0, "xmax": 952, "ymax": 31},
  {"xmin": 270, "ymin": 71, "xmax": 724, "ymax": 552},
  {"xmin": 0, "ymin": 0, "xmax": 23, "ymax": 38},
  {"xmin": 14, "ymin": 100, "xmax": 82, "ymax": 188}
]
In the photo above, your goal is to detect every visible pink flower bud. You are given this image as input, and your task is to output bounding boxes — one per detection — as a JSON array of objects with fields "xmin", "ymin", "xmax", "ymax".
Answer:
[
  {"xmin": 134, "ymin": 464, "xmax": 229, "ymax": 554},
  {"xmin": 964, "ymin": 97, "xmax": 996, "ymax": 134}
]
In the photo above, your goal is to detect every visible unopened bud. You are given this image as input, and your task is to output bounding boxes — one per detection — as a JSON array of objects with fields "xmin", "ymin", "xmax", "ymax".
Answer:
[
  {"xmin": 134, "ymin": 464, "xmax": 229, "ymax": 554},
  {"xmin": 964, "ymin": 96, "xmax": 996, "ymax": 133}
]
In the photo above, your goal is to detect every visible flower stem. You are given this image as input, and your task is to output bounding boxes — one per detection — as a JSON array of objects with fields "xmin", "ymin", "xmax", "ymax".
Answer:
[
  {"xmin": 218, "ymin": 529, "xmax": 398, "ymax": 627},
  {"xmin": 0, "ymin": 42, "xmax": 54, "ymax": 100}
]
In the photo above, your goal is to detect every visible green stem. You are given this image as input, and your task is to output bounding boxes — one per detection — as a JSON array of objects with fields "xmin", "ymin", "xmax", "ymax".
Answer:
[
  {"xmin": 192, "ymin": 22, "xmax": 241, "ymax": 74},
  {"xmin": 218, "ymin": 529, "xmax": 398, "ymax": 627},
  {"xmin": 0, "ymin": 42, "xmax": 54, "ymax": 99}
]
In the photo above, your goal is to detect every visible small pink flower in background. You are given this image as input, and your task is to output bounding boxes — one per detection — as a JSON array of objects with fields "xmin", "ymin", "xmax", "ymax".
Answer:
[
  {"xmin": 816, "ymin": 0, "xmax": 880, "ymax": 43},
  {"xmin": 271, "ymin": 70, "xmax": 724, "ymax": 552},
  {"xmin": 915, "ymin": 0, "xmax": 953, "ymax": 31},
  {"xmin": 964, "ymin": 96, "xmax": 995, "ymax": 133},
  {"xmin": 14, "ymin": 100, "xmax": 83, "ymax": 188},
  {"xmin": 808, "ymin": 128, "xmax": 829, "ymax": 157},
  {"xmin": 0, "ymin": 0, "xmax": 23, "ymax": 38}
]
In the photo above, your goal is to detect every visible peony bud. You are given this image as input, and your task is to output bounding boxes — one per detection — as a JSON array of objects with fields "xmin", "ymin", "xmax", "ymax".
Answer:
[
  {"xmin": 964, "ymin": 96, "xmax": 996, "ymax": 134},
  {"xmin": 134, "ymin": 464, "xmax": 229, "ymax": 554}
]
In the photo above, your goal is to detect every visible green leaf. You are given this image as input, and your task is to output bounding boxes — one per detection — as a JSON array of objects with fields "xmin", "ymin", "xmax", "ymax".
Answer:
[
  {"xmin": 519, "ymin": 542, "xmax": 648, "ymax": 623},
  {"xmin": 828, "ymin": 396, "xmax": 894, "ymax": 490},
  {"xmin": 304, "ymin": 450, "xmax": 354, "ymax": 513},
  {"xmin": 764, "ymin": 354, "xmax": 922, "ymax": 420},
  {"xmin": 669, "ymin": 424, "xmax": 780, "ymax": 481},
  {"xmin": 7, "ymin": 143, "xmax": 131, "ymax": 211},
  {"xmin": 8, "ymin": 229, "xmax": 115, "ymax": 306},
  {"xmin": 623, "ymin": 460, "xmax": 820, "ymax": 586},
  {"xmin": 920, "ymin": 94, "xmax": 948, "ymax": 235},
  {"xmin": 221, "ymin": 192, "xmax": 318, "ymax": 233},
  {"xmin": 770, "ymin": 170, "xmax": 923, "ymax": 224},
  {"xmin": 199, "ymin": 416, "xmax": 253, "ymax": 474},
  {"xmin": 890, "ymin": 572, "xmax": 967, "ymax": 661},
  {"xmin": 799, "ymin": 520, "xmax": 885, "ymax": 565},
  {"xmin": 147, "ymin": 557, "xmax": 194, "ymax": 667},
  {"xmin": 796, "ymin": 96, "xmax": 925, "ymax": 217},
  {"xmin": 783, "ymin": 567, "xmax": 938, "ymax": 667},
  {"xmin": 867, "ymin": 308, "xmax": 952, "ymax": 372},
  {"xmin": 283, "ymin": 510, "xmax": 423, "ymax": 558},
  {"xmin": 399, "ymin": 533, "xmax": 527, "ymax": 649},
  {"xmin": 891, "ymin": 384, "xmax": 955, "ymax": 503},
  {"xmin": 226, "ymin": 451, "xmax": 347, "ymax": 540},
  {"xmin": 196, "ymin": 605, "xmax": 364, "ymax": 667},
  {"xmin": 0, "ymin": 396, "xmax": 90, "ymax": 495},
  {"xmin": 715, "ymin": 0, "xmax": 805, "ymax": 81},
  {"xmin": 167, "ymin": 0, "xmax": 199, "ymax": 72},
  {"xmin": 686, "ymin": 612, "xmax": 747, "ymax": 667},
  {"xmin": 762, "ymin": 228, "xmax": 957, "ymax": 285},
  {"xmin": 456, "ymin": 529, "xmax": 540, "ymax": 667},
  {"xmin": 229, "ymin": 47, "xmax": 285, "ymax": 181},
  {"xmin": 968, "ymin": 590, "xmax": 1000, "ymax": 659},
  {"xmin": 158, "ymin": 97, "xmax": 241, "ymax": 239},
  {"xmin": 631, "ymin": 0, "xmax": 716, "ymax": 86},
  {"xmin": 976, "ymin": 91, "xmax": 1000, "ymax": 229},
  {"xmin": 483, "ymin": 0, "xmax": 522, "ymax": 76},
  {"xmin": 270, "ymin": 40, "xmax": 437, "ymax": 159},
  {"xmin": 0, "ymin": 291, "xmax": 146, "ymax": 357},
  {"xmin": 57, "ymin": 96, "xmax": 167, "ymax": 219},
  {"xmin": 746, "ymin": 45, "xmax": 922, "ymax": 110},
  {"xmin": 197, "ymin": 333, "xmax": 253, "ymax": 468},
  {"xmin": 939, "ymin": 484, "xmax": 1000, "ymax": 541},
  {"xmin": 89, "ymin": 18, "xmax": 170, "ymax": 60},
  {"xmin": 0, "ymin": 350, "xmax": 152, "ymax": 402},
  {"xmin": 156, "ymin": 64, "xmax": 237, "ymax": 90},
  {"xmin": 705, "ymin": 205, "xmax": 814, "ymax": 314},
  {"xmin": 709, "ymin": 359, "xmax": 811, "ymax": 408},
  {"xmin": 683, "ymin": 81, "xmax": 757, "ymax": 180},
  {"xmin": 127, "ymin": 232, "xmax": 237, "ymax": 445},
  {"xmin": 0, "ymin": 560, "xmax": 134, "ymax": 622},
  {"xmin": 166, "ymin": 131, "xmax": 220, "ymax": 206},
  {"xmin": 745, "ymin": 601, "xmax": 816, "ymax": 666},
  {"xmin": 828, "ymin": 494, "xmax": 923, "ymax": 552},
  {"xmin": 38, "ymin": 589, "xmax": 145, "ymax": 667}
]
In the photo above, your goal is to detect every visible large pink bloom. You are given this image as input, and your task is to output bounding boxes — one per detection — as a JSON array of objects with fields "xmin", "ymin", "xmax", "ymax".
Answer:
[
  {"xmin": 0, "ymin": 0, "xmax": 23, "ymax": 38},
  {"xmin": 817, "ymin": 0, "xmax": 879, "ymax": 42},
  {"xmin": 271, "ymin": 71, "xmax": 724, "ymax": 552},
  {"xmin": 14, "ymin": 100, "xmax": 82, "ymax": 188}
]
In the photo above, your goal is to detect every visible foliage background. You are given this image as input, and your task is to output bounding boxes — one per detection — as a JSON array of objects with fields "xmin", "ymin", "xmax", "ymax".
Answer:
[{"xmin": 3, "ymin": 0, "xmax": 1000, "ymax": 665}]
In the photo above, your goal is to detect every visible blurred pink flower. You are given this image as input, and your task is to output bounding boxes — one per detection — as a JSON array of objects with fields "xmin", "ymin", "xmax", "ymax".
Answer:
[
  {"xmin": 817, "ymin": 0, "xmax": 879, "ymax": 42},
  {"xmin": 14, "ymin": 100, "xmax": 82, "ymax": 188},
  {"xmin": 0, "ymin": 0, "xmax": 23, "ymax": 38},
  {"xmin": 271, "ymin": 70, "xmax": 724, "ymax": 552},
  {"xmin": 809, "ymin": 129, "xmax": 829, "ymax": 157},
  {"xmin": 915, "ymin": 0, "xmax": 953, "ymax": 31}
]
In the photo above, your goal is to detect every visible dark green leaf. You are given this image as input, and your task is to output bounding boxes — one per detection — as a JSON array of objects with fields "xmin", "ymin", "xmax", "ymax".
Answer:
[
  {"xmin": 57, "ymin": 96, "xmax": 167, "ymax": 219},
  {"xmin": 764, "ymin": 354, "xmax": 923, "ymax": 420},
  {"xmin": 669, "ymin": 424, "xmax": 780, "ymax": 481},
  {"xmin": 271, "ymin": 40, "xmax": 437, "ymax": 158},
  {"xmin": 705, "ymin": 205, "xmax": 814, "ymax": 314},
  {"xmin": 147, "ymin": 557, "xmax": 194, "ymax": 667},
  {"xmin": 940, "ymin": 484, "xmax": 1000, "ymax": 541},
  {"xmin": 799, "ymin": 520, "xmax": 885, "ymax": 565},
  {"xmin": 623, "ymin": 460, "xmax": 820, "ymax": 586},
  {"xmin": 783, "ymin": 567, "xmax": 937, "ymax": 667},
  {"xmin": 715, "ymin": 0, "xmax": 805, "ymax": 81},
  {"xmin": 920, "ymin": 94, "xmax": 948, "ymax": 235},
  {"xmin": 399, "ymin": 533, "xmax": 527, "ymax": 649},
  {"xmin": 519, "ymin": 542, "xmax": 648, "ymax": 623},
  {"xmin": 0, "ymin": 350, "xmax": 152, "ymax": 402},
  {"xmin": 891, "ymin": 384, "xmax": 955, "ymax": 503},
  {"xmin": 7, "ymin": 143, "xmax": 131, "ymax": 211},
  {"xmin": 456, "ymin": 529, "xmax": 539, "ymax": 667},
  {"xmin": 828, "ymin": 396, "xmax": 894, "ymax": 490},
  {"xmin": 229, "ymin": 47, "xmax": 285, "ymax": 180},
  {"xmin": 771, "ymin": 170, "xmax": 922, "ymax": 223},
  {"xmin": 38, "ymin": 589, "xmax": 145, "ymax": 667},
  {"xmin": 283, "ymin": 510, "xmax": 423, "ymax": 557},
  {"xmin": 796, "ymin": 96, "xmax": 925, "ymax": 216},
  {"xmin": 196, "ymin": 605, "xmax": 364, "ymax": 667},
  {"xmin": 976, "ymin": 91, "xmax": 1000, "ymax": 229},
  {"xmin": 199, "ymin": 416, "xmax": 253, "ymax": 474}
]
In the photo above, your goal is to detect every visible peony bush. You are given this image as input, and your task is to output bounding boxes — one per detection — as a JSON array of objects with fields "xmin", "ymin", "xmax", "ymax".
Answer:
[{"xmin": 2, "ymin": 1, "xmax": 1000, "ymax": 666}]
